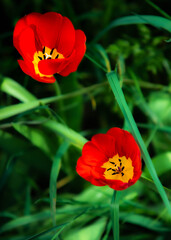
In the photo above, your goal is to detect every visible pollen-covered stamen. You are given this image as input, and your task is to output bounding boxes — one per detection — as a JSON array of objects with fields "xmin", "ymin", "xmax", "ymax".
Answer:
[
  {"xmin": 32, "ymin": 46, "xmax": 65, "ymax": 77},
  {"xmin": 50, "ymin": 48, "xmax": 54, "ymax": 55},
  {"xmin": 42, "ymin": 46, "xmax": 45, "ymax": 54},
  {"xmin": 101, "ymin": 154, "xmax": 134, "ymax": 183}
]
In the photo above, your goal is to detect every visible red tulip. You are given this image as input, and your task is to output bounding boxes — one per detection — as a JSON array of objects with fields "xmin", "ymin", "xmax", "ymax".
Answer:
[
  {"xmin": 76, "ymin": 128, "xmax": 142, "ymax": 190},
  {"xmin": 13, "ymin": 12, "xmax": 86, "ymax": 83}
]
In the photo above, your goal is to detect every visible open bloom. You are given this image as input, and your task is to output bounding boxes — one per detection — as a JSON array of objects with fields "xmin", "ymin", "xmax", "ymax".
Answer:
[
  {"xmin": 13, "ymin": 12, "xmax": 86, "ymax": 83},
  {"xmin": 76, "ymin": 128, "xmax": 142, "ymax": 190}
]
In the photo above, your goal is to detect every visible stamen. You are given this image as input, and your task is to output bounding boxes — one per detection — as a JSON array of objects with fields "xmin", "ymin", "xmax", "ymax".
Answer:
[
  {"xmin": 43, "ymin": 55, "xmax": 46, "ymax": 60},
  {"xmin": 121, "ymin": 172, "xmax": 124, "ymax": 176},
  {"xmin": 119, "ymin": 159, "xmax": 121, "ymax": 162},
  {"xmin": 38, "ymin": 56, "xmax": 42, "ymax": 60},
  {"xmin": 112, "ymin": 172, "xmax": 119, "ymax": 175},
  {"xmin": 42, "ymin": 46, "xmax": 45, "ymax": 54},
  {"xmin": 112, "ymin": 169, "xmax": 116, "ymax": 172},
  {"xmin": 55, "ymin": 54, "xmax": 59, "ymax": 59},
  {"xmin": 120, "ymin": 162, "xmax": 122, "ymax": 167},
  {"xmin": 110, "ymin": 161, "xmax": 115, "ymax": 165},
  {"xmin": 122, "ymin": 166, "xmax": 125, "ymax": 171},
  {"xmin": 50, "ymin": 48, "xmax": 54, "ymax": 55},
  {"xmin": 47, "ymin": 57, "xmax": 51, "ymax": 60},
  {"xmin": 107, "ymin": 168, "xmax": 112, "ymax": 171}
]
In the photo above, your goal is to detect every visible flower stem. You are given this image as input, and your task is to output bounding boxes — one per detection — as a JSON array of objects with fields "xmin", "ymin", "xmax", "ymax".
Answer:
[
  {"xmin": 107, "ymin": 71, "xmax": 171, "ymax": 215},
  {"xmin": 111, "ymin": 190, "xmax": 120, "ymax": 240}
]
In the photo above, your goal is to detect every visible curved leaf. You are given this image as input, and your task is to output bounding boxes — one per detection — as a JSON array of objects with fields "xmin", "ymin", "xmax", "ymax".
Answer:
[{"xmin": 93, "ymin": 15, "xmax": 171, "ymax": 42}]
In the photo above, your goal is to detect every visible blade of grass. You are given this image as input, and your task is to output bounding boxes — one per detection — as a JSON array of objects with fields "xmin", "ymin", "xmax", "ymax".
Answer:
[
  {"xmin": 107, "ymin": 71, "xmax": 171, "ymax": 215},
  {"xmin": 43, "ymin": 120, "xmax": 87, "ymax": 150},
  {"xmin": 140, "ymin": 175, "xmax": 171, "ymax": 200},
  {"xmin": 50, "ymin": 142, "xmax": 69, "ymax": 226},
  {"xmin": 120, "ymin": 212, "xmax": 171, "ymax": 232},
  {"xmin": 25, "ymin": 222, "xmax": 68, "ymax": 240},
  {"xmin": 93, "ymin": 44, "xmax": 111, "ymax": 72},
  {"xmin": 0, "ymin": 82, "xmax": 107, "ymax": 121},
  {"xmin": 146, "ymin": 0, "xmax": 171, "ymax": 19},
  {"xmin": 93, "ymin": 15, "xmax": 171, "ymax": 43},
  {"xmin": 0, "ymin": 77, "xmax": 36, "ymax": 102},
  {"xmin": 102, "ymin": 220, "xmax": 112, "ymax": 240},
  {"xmin": 85, "ymin": 53, "xmax": 107, "ymax": 72},
  {"xmin": 137, "ymin": 123, "xmax": 171, "ymax": 133}
]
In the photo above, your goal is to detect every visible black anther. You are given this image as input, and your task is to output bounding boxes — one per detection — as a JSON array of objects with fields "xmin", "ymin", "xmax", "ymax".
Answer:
[
  {"xmin": 55, "ymin": 54, "xmax": 59, "ymax": 59},
  {"xmin": 42, "ymin": 46, "xmax": 45, "ymax": 54},
  {"xmin": 122, "ymin": 167, "xmax": 125, "ymax": 171},
  {"xmin": 43, "ymin": 55, "xmax": 46, "ymax": 60},
  {"xmin": 110, "ymin": 161, "xmax": 115, "ymax": 165},
  {"xmin": 121, "ymin": 172, "xmax": 124, "ymax": 176},
  {"xmin": 112, "ymin": 172, "xmax": 119, "ymax": 175},
  {"xmin": 38, "ymin": 56, "xmax": 42, "ymax": 60},
  {"xmin": 107, "ymin": 168, "xmax": 112, "ymax": 171},
  {"xmin": 50, "ymin": 48, "xmax": 54, "ymax": 55}
]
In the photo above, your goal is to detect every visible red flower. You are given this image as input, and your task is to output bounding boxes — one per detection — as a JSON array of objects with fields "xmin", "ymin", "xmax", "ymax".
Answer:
[
  {"xmin": 13, "ymin": 12, "xmax": 86, "ymax": 83},
  {"xmin": 76, "ymin": 128, "xmax": 142, "ymax": 190}
]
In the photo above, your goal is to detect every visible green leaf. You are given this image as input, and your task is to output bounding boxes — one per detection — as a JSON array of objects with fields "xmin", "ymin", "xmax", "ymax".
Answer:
[
  {"xmin": 0, "ymin": 101, "xmax": 39, "ymax": 121},
  {"xmin": 140, "ymin": 176, "xmax": 171, "ymax": 200},
  {"xmin": 50, "ymin": 142, "xmax": 69, "ymax": 226},
  {"xmin": 106, "ymin": 71, "xmax": 171, "ymax": 215},
  {"xmin": 0, "ymin": 210, "xmax": 51, "ymax": 234},
  {"xmin": 93, "ymin": 44, "xmax": 111, "ymax": 72},
  {"xmin": 144, "ymin": 152, "xmax": 171, "ymax": 177},
  {"xmin": 12, "ymin": 122, "xmax": 59, "ymax": 158},
  {"xmin": 93, "ymin": 15, "xmax": 171, "ymax": 42},
  {"xmin": 0, "ymin": 77, "xmax": 36, "ymax": 102},
  {"xmin": 25, "ymin": 222, "xmax": 68, "ymax": 240},
  {"xmin": 0, "ymin": 82, "xmax": 107, "ymax": 121},
  {"xmin": 43, "ymin": 120, "xmax": 87, "ymax": 150},
  {"xmin": 64, "ymin": 217, "xmax": 107, "ymax": 240},
  {"xmin": 120, "ymin": 213, "xmax": 171, "ymax": 232}
]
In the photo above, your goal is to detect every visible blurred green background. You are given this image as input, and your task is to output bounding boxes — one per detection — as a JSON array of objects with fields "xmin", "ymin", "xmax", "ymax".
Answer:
[{"xmin": 0, "ymin": 0, "xmax": 171, "ymax": 239}]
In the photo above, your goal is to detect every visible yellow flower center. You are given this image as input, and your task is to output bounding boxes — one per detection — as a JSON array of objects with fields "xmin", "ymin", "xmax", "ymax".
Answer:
[
  {"xmin": 101, "ymin": 154, "xmax": 134, "ymax": 183},
  {"xmin": 32, "ymin": 46, "xmax": 64, "ymax": 77}
]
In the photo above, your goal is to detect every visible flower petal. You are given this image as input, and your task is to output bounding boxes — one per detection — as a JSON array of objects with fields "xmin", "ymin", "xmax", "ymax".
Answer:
[
  {"xmin": 81, "ymin": 141, "xmax": 107, "ymax": 167},
  {"xmin": 18, "ymin": 27, "xmax": 37, "ymax": 61},
  {"xmin": 91, "ymin": 133, "xmax": 116, "ymax": 158},
  {"xmin": 13, "ymin": 13, "xmax": 41, "ymax": 54},
  {"xmin": 107, "ymin": 128, "xmax": 140, "ymax": 160},
  {"xmin": 38, "ymin": 50, "xmax": 75, "ymax": 75},
  {"xmin": 106, "ymin": 179, "xmax": 130, "ymax": 190},
  {"xmin": 18, "ymin": 59, "xmax": 56, "ymax": 83},
  {"xmin": 35, "ymin": 12, "xmax": 63, "ymax": 49},
  {"xmin": 60, "ymin": 30, "xmax": 86, "ymax": 76},
  {"xmin": 56, "ymin": 17, "xmax": 75, "ymax": 57},
  {"xmin": 76, "ymin": 127, "xmax": 142, "ymax": 191},
  {"xmin": 76, "ymin": 157, "xmax": 106, "ymax": 186}
]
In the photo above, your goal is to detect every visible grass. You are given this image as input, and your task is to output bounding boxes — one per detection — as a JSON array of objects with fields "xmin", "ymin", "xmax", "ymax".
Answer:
[{"xmin": 0, "ymin": 0, "xmax": 171, "ymax": 239}]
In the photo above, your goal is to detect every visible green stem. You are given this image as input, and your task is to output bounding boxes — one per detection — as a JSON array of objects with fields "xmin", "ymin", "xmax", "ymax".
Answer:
[
  {"xmin": 107, "ymin": 71, "xmax": 171, "ymax": 215},
  {"xmin": 53, "ymin": 80, "xmax": 62, "ymax": 96},
  {"xmin": 111, "ymin": 190, "xmax": 120, "ymax": 240},
  {"xmin": 49, "ymin": 143, "xmax": 69, "ymax": 226}
]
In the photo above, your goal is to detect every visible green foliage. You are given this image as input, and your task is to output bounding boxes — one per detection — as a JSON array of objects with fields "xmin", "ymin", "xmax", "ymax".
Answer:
[{"xmin": 1, "ymin": 0, "xmax": 171, "ymax": 239}]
